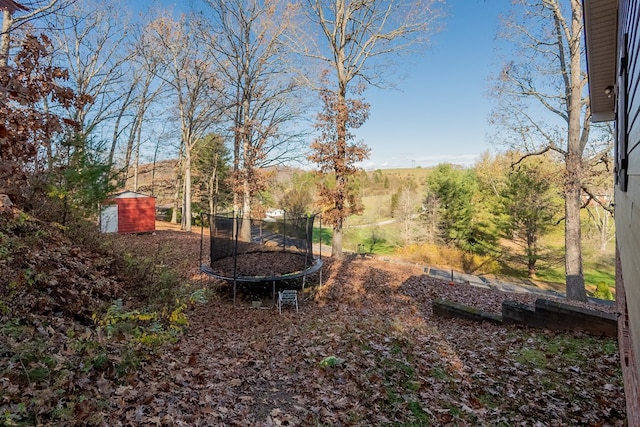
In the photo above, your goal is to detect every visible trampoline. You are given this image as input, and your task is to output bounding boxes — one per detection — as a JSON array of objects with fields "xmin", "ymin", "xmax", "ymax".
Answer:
[{"xmin": 199, "ymin": 213, "xmax": 323, "ymax": 305}]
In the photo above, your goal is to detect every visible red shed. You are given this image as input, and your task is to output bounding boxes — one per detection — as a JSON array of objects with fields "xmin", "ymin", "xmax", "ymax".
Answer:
[{"xmin": 100, "ymin": 191, "xmax": 156, "ymax": 234}]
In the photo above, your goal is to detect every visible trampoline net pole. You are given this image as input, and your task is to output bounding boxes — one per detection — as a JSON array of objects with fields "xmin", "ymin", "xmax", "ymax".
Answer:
[
  {"xmin": 233, "ymin": 214, "xmax": 240, "ymax": 306},
  {"xmin": 208, "ymin": 213, "xmax": 214, "ymax": 267},
  {"xmin": 199, "ymin": 213, "xmax": 204, "ymax": 269},
  {"xmin": 282, "ymin": 211, "xmax": 287, "ymax": 251}
]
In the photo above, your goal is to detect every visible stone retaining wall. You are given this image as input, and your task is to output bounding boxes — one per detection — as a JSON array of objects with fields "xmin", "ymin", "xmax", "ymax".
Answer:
[{"xmin": 432, "ymin": 298, "xmax": 617, "ymax": 338}]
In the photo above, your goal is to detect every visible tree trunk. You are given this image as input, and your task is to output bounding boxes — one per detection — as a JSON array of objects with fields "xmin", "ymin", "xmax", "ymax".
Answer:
[
  {"xmin": 182, "ymin": 147, "xmax": 192, "ymax": 232},
  {"xmin": 109, "ymin": 84, "xmax": 135, "ymax": 172},
  {"xmin": 565, "ymin": 153, "xmax": 587, "ymax": 301},
  {"xmin": 332, "ymin": 220, "xmax": 343, "ymax": 260},
  {"xmin": 241, "ymin": 184, "xmax": 251, "ymax": 242},
  {"xmin": 527, "ymin": 245, "xmax": 537, "ymax": 278},
  {"xmin": 563, "ymin": 0, "xmax": 588, "ymax": 302},
  {"xmin": 151, "ymin": 146, "xmax": 158, "ymax": 196},
  {"xmin": 208, "ymin": 153, "xmax": 218, "ymax": 215},
  {"xmin": 133, "ymin": 127, "xmax": 142, "ymax": 191},
  {"xmin": 0, "ymin": 11, "xmax": 12, "ymax": 68},
  {"xmin": 600, "ymin": 212, "xmax": 610, "ymax": 251},
  {"xmin": 332, "ymin": 89, "xmax": 348, "ymax": 259},
  {"xmin": 171, "ymin": 159, "xmax": 182, "ymax": 224},
  {"xmin": 526, "ymin": 231, "xmax": 537, "ymax": 278},
  {"xmin": 43, "ymin": 97, "xmax": 53, "ymax": 170},
  {"xmin": 240, "ymin": 145, "xmax": 251, "ymax": 242},
  {"xmin": 240, "ymin": 97, "xmax": 252, "ymax": 242},
  {"xmin": 122, "ymin": 118, "xmax": 140, "ymax": 183}
]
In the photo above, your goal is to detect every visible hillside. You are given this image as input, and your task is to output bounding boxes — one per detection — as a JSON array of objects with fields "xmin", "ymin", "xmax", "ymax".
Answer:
[
  {"xmin": 0, "ymin": 202, "xmax": 626, "ymax": 425},
  {"xmin": 120, "ymin": 159, "xmax": 178, "ymax": 208}
]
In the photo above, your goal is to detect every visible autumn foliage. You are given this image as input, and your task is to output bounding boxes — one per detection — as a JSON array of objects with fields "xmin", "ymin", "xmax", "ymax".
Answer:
[
  {"xmin": 0, "ymin": 34, "xmax": 89, "ymax": 202},
  {"xmin": 309, "ymin": 82, "xmax": 370, "ymax": 256}
]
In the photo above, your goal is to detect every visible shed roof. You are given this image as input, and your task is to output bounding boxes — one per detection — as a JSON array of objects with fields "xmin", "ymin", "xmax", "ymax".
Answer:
[
  {"xmin": 107, "ymin": 191, "xmax": 156, "ymax": 199},
  {"xmin": 583, "ymin": 0, "xmax": 618, "ymax": 122},
  {"xmin": 0, "ymin": 0, "xmax": 28, "ymax": 13}
]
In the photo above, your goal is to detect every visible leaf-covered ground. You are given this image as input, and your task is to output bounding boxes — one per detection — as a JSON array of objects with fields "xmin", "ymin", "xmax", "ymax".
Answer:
[
  {"xmin": 0, "ymin": 218, "xmax": 626, "ymax": 426},
  {"xmin": 105, "ymin": 229, "xmax": 625, "ymax": 426}
]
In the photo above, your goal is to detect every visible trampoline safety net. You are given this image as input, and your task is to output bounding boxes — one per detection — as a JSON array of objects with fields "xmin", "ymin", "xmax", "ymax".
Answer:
[{"xmin": 200, "ymin": 213, "xmax": 321, "ymax": 282}]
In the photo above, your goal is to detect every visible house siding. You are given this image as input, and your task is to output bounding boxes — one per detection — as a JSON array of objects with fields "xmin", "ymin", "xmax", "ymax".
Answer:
[
  {"xmin": 616, "ymin": 247, "xmax": 640, "ymax": 424},
  {"xmin": 615, "ymin": 0, "xmax": 640, "ymax": 423}
]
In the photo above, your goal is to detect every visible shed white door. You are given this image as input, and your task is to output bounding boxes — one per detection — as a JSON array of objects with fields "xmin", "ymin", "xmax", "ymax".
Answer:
[{"xmin": 100, "ymin": 204, "xmax": 118, "ymax": 233}]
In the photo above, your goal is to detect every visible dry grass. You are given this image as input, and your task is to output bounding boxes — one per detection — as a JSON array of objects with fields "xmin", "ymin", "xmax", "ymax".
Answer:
[{"xmin": 397, "ymin": 242, "xmax": 500, "ymax": 274}]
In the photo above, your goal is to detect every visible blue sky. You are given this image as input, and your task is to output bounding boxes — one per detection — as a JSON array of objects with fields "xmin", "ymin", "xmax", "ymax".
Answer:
[
  {"xmin": 356, "ymin": 0, "xmax": 512, "ymax": 169},
  {"xmin": 136, "ymin": 0, "xmax": 513, "ymax": 170}
]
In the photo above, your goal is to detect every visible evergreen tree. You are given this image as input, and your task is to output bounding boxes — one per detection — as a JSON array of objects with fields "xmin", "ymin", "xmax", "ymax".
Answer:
[{"xmin": 498, "ymin": 163, "xmax": 562, "ymax": 277}]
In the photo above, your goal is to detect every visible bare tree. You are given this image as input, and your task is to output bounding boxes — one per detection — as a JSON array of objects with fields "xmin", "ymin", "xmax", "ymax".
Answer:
[
  {"xmin": 117, "ymin": 19, "xmax": 169, "ymax": 187},
  {"xmin": 394, "ymin": 186, "xmax": 420, "ymax": 246},
  {"xmin": 107, "ymin": 72, "xmax": 139, "ymax": 173},
  {"xmin": 145, "ymin": 13, "xmax": 222, "ymax": 232},
  {"xmin": 492, "ymin": 0, "xmax": 612, "ymax": 301},
  {"xmin": 46, "ymin": 0, "xmax": 132, "ymax": 149},
  {"xmin": 1, "ymin": 0, "xmax": 64, "ymax": 67},
  {"xmin": 201, "ymin": 0, "xmax": 308, "ymax": 240},
  {"xmin": 294, "ymin": 0, "xmax": 445, "ymax": 258},
  {"xmin": 586, "ymin": 200, "xmax": 614, "ymax": 252}
]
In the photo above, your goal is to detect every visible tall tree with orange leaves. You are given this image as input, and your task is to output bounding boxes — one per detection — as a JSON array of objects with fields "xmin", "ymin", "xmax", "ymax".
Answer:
[{"xmin": 308, "ymin": 80, "xmax": 369, "ymax": 257}]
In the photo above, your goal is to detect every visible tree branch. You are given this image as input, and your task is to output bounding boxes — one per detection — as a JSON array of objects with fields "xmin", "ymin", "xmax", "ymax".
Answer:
[
  {"xmin": 581, "ymin": 186, "xmax": 614, "ymax": 214},
  {"xmin": 511, "ymin": 144, "xmax": 565, "ymax": 167}
]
